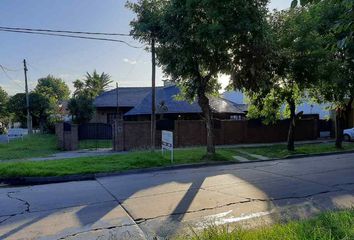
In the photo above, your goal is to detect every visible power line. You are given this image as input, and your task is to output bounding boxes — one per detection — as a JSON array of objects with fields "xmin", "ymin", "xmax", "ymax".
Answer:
[
  {"xmin": 0, "ymin": 64, "xmax": 21, "ymax": 72},
  {"xmin": 0, "ymin": 65, "xmax": 24, "ymax": 90},
  {"xmin": 0, "ymin": 26, "xmax": 132, "ymax": 37},
  {"xmin": 123, "ymin": 49, "xmax": 146, "ymax": 80},
  {"xmin": 0, "ymin": 29, "xmax": 143, "ymax": 48}
]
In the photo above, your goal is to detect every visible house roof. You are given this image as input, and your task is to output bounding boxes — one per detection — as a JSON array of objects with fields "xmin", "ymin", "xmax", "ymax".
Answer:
[
  {"xmin": 124, "ymin": 85, "xmax": 246, "ymax": 116},
  {"xmin": 93, "ymin": 87, "xmax": 162, "ymax": 108}
]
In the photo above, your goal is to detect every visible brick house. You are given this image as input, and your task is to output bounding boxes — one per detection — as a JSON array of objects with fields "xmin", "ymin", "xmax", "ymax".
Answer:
[{"xmin": 92, "ymin": 85, "xmax": 247, "ymax": 124}]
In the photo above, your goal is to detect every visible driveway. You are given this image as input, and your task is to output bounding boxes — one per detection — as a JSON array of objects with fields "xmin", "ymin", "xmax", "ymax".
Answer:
[{"xmin": 0, "ymin": 153, "xmax": 353, "ymax": 240}]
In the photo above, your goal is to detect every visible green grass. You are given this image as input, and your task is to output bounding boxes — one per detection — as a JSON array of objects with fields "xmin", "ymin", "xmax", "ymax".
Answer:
[
  {"xmin": 79, "ymin": 139, "xmax": 113, "ymax": 150},
  {"xmin": 0, "ymin": 148, "xmax": 238, "ymax": 178},
  {"xmin": 0, "ymin": 134, "xmax": 59, "ymax": 161},
  {"xmin": 239, "ymin": 142, "xmax": 354, "ymax": 159},
  {"xmin": 1, "ymin": 139, "xmax": 354, "ymax": 178},
  {"xmin": 178, "ymin": 209, "xmax": 354, "ymax": 240}
]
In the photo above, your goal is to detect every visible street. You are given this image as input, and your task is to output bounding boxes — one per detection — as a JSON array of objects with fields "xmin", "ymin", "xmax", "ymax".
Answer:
[{"xmin": 0, "ymin": 153, "xmax": 353, "ymax": 240}]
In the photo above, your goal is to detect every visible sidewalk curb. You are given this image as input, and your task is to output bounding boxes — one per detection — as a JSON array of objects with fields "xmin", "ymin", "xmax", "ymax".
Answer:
[{"xmin": 1, "ymin": 150, "xmax": 354, "ymax": 186}]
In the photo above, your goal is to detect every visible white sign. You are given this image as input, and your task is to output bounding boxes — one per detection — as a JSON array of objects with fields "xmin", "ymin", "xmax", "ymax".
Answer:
[{"xmin": 162, "ymin": 130, "xmax": 174, "ymax": 163}]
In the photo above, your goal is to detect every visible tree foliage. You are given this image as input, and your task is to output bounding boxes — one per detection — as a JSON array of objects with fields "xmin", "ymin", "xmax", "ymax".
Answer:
[
  {"xmin": 68, "ymin": 70, "xmax": 110, "ymax": 124},
  {"xmin": 34, "ymin": 75, "xmax": 70, "ymax": 102},
  {"xmin": 67, "ymin": 95, "xmax": 94, "ymax": 124},
  {"xmin": 303, "ymin": 0, "xmax": 354, "ymax": 148},
  {"xmin": 0, "ymin": 86, "xmax": 10, "ymax": 133},
  {"xmin": 128, "ymin": 0, "xmax": 270, "ymax": 156},
  {"xmin": 247, "ymin": 7, "xmax": 326, "ymax": 151},
  {"xmin": 73, "ymin": 70, "xmax": 112, "ymax": 98},
  {"xmin": 7, "ymin": 93, "xmax": 51, "ymax": 130}
]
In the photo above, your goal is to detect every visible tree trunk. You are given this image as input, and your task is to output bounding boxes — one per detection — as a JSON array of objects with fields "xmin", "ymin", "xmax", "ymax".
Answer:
[
  {"xmin": 287, "ymin": 100, "xmax": 296, "ymax": 151},
  {"xmin": 198, "ymin": 93, "xmax": 215, "ymax": 157},
  {"xmin": 39, "ymin": 116, "xmax": 45, "ymax": 134},
  {"xmin": 335, "ymin": 109, "xmax": 344, "ymax": 149}
]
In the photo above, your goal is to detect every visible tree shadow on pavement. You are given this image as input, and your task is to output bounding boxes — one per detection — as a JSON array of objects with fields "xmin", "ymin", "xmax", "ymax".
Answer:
[{"xmin": 0, "ymin": 154, "xmax": 353, "ymax": 239}]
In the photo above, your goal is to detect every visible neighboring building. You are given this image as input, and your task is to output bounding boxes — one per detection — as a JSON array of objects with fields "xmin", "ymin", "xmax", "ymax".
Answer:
[
  {"xmin": 93, "ymin": 85, "xmax": 247, "ymax": 124},
  {"xmin": 222, "ymin": 91, "xmax": 245, "ymax": 105},
  {"xmin": 92, "ymin": 87, "xmax": 158, "ymax": 124},
  {"xmin": 222, "ymin": 91, "xmax": 331, "ymax": 119}
]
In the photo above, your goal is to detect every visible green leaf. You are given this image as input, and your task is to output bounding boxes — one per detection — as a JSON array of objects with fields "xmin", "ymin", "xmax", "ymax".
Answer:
[{"xmin": 291, "ymin": 0, "xmax": 298, "ymax": 8}]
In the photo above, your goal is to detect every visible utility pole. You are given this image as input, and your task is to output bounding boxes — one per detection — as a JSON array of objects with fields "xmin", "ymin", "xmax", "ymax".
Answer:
[
  {"xmin": 151, "ymin": 38, "xmax": 156, "ymax": 151},
  {"xmin": 116, "ymin": 82, "xmax": 119, "ymax": 119},
  {"xmin": 23, "ymin": 59, "xmax": 32, "ymax": 134}
]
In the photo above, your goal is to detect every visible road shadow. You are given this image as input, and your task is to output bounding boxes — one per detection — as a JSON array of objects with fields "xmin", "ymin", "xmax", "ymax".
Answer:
[{"xmin": 0, "ymin": 154, "xmax": 353, "ymax": 239}]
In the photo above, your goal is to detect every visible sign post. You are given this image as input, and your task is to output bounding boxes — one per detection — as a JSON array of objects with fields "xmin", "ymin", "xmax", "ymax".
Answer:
[{"xmin": 162, "ymin": 130, "xmax": 174, "ymax": 163}]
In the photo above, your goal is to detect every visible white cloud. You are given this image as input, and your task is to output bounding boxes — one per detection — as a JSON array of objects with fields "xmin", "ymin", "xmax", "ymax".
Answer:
[
  {"xmin": 13, "ymin": 79, "xmax": 22, "ymax": 85},
  {"xmin": 123, "ymin": 58, "xmax": 137, "ymax": 65}
]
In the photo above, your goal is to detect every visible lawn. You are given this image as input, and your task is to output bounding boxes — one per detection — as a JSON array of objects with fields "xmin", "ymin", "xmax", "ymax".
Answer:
[
  {"xmin": 0, "ymin": 148, "xmax": 238, "ymax": 178},
  {"xmin": 0, "ymin": 134, "xmax": 59, "ymax": 161},
  {"xmin": 238, "ymin": 142, "xmax": 354, "ymax": 159},
  {"xmin": 177, "ymin": 209, "xmax": 354, "ymax": 240},
  {"xmin": 0, "ymin": 139, "xmax": 354, "ymax": 178}
]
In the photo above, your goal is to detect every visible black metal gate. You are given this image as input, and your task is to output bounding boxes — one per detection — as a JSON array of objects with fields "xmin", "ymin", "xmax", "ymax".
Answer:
[{"xmin": 78, "ymin": 123, "xmax": 113, "ymax": 150}]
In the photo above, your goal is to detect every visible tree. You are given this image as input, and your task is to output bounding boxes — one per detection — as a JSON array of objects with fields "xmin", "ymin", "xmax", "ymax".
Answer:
[
  {"xmin": 304, "ymin": 0, "xmax": 354, "ymax": 148},
  {"xmin": 34, "ymin": 75, "xmax": 70, "ymax": 102},
  {"xmin": 7, "ymin": 93, "xmax": 51, "ymax": 131},
  {"xmin": 73, "ymin": 79, "xmax": 85, "ymax": 97},
  {"xmin": 30, "ymin": 93, "xmax": 52, "ymax": 132},
  {"xmin": 67, "ymin": 95, "xmax": 94, "ymax": 124},
  {"xmin": 247, "ymin": 83, "xmax": 304, "ymax": 151},
  {"xmin": 128, "ymin": 0, "xmax": 269, "ymax": 157},
  {"xmin": 291, "ymin": 0, "xmax": 320, "ymax": 8},
  {"xmin": 74, "ymin": 70, "xmax": 113, "ymax": 98},
  {"xmin": 68, "ymin": 70, "xmax": 112, "ymax": 124},
  {"xmin": 247, "ymin": 8, "xmax": 324, "ymax": 151},
  {"xmin": 7, "ymin": 93, "xmax": 27, "ymax": 126},
  {"xmin": 0, "ymin": 87, "xmax": 10, "ymax": 133}
]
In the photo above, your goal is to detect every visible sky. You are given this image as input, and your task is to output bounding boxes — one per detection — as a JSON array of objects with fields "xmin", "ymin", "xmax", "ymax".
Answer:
[{"xmin": 0, "ymin": 0, "xmax": 292, "ymax": 96}]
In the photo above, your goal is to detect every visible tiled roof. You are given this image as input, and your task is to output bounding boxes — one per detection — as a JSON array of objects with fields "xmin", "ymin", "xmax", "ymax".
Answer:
[
  {"xmin": 124, "ymin": 85, "xmax": 246, "ymax": 116},
  {"xmin": 93, "ymin": 87, "xmax": 162, "ymax": 108}
]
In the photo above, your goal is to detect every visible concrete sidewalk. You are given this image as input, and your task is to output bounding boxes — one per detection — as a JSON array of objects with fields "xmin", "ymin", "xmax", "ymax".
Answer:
[{"xmin": 0, "ymin": 153, "xmax": 353, "ymax": 239}]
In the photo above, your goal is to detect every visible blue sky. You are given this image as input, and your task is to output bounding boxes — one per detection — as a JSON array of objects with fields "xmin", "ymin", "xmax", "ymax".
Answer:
[{"xmin": 0, "ymin": 0, "xmax": 291, "ymax": 95}]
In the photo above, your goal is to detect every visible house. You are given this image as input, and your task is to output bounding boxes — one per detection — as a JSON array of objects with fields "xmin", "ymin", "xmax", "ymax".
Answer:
[
  {"xmin": 92, "ymin": 87, "xmax": 157, "ymax": 124},
  {"xmin": 92, "ymin": 85, "xmax": 247, "ymax": 124},
  {"xmin": 222, "ymin": 91, "xmax": 331, "ymax": 119}
]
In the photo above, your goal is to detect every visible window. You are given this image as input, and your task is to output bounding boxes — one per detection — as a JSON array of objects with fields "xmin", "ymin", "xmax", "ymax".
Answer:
[{"xmin": 230, "ymin": 115, "xmax": 243, "ymax": 121}]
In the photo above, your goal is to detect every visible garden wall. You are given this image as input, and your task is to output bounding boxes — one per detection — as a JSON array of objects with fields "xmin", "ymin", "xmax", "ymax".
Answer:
[{"xmin": 115, "ymin": 119, "xmax": 318, "ymax": 151}]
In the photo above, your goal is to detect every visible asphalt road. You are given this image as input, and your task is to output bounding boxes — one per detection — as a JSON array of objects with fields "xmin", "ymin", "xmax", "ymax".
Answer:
[{"xmin": 0, "ymin": 153, "xmax": 353, "ymax": 240}]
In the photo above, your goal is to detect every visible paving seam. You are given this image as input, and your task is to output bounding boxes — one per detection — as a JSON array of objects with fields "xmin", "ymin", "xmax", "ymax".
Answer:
[
  {"xmin": 0, "ymin": 200, "xmax": 118, "ymax": 226},
  {"xmin": 95, "ymin": 178, "xmax": 148, "ymax": 240},
  {"xmin": 250, "ymin": 164, "xmax": 354, "ymax": 195},
  {"xmin": 127, "ymin": 190, "xmax": 344, "ymax": 224}
]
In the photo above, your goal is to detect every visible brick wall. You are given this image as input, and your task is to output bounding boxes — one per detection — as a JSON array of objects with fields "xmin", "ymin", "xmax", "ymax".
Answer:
[
  {"xmin": 55, "ymin": 123, "xmax": 79, "ymax": 151},
  {"xmin": 118, "ymin": 119, "xmax": 318, "ymax": 150}
]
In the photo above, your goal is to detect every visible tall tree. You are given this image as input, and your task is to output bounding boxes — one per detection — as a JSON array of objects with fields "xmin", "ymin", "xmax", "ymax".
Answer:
[
  {"xmin": 74, "ymin": 70, "xmax": 113, "ymax": 98},
  {"xmin": 304, "ymin": 0, "xmax": 354, "ymax": 148},
  {"xmin": 128, "ymin": 0, "xmax": 269, "ymax": 157},
  {"xmin": 247, "ymin": 8, "xmax": 323, "ymax": 151},
  {"xmin": 34, "ymin": 75, "xmax": 70, "ymax": 102},
  {"xmin": 68, "ymin": 70, "xmax": 112, "ymax": 124}
]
